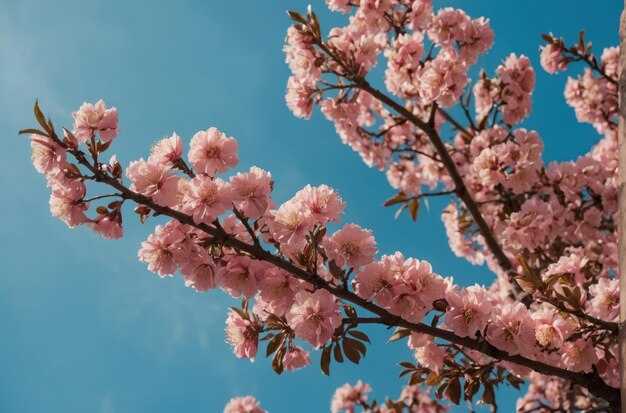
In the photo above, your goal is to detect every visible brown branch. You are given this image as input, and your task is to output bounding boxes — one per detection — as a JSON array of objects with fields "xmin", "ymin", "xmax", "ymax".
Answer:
[
  {"xmin": 45, "ymin": 128, "xmax": 619, "ymax": 410},
  {"xmin": 311, "ymin": 37, "xmax": 531, "ymax": 306},
  {"xmin": 352, "ymin": 79, "xmax": 531, "ymax": 306}
]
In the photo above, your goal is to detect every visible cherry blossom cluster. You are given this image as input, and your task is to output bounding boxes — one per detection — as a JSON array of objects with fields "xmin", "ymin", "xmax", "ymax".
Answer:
[
  {"xmin": 21, "ymin": 2, "xmax": 622, "ymax": 409},
  {"xmin": 30, "ymin": 100, "xmax": 123, "ymax": 239},
  {"xmin": 282, "ymin": 1, "xmax": 620, "ymax": 411},
  {"xmin": 224, "ymin": 381, "xmax": 447, "ymax": 413}
]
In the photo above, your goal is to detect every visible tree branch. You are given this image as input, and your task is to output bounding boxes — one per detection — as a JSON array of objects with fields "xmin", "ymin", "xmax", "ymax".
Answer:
[{"xmin": 45, "ymin": 129, "xmax": 618, "ymax": 409}]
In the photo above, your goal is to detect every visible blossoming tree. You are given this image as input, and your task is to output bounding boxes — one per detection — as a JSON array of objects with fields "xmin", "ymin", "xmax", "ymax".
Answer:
[{"xmin": 20, "ymin": 1, "xmax": 623, "ymax": 412}]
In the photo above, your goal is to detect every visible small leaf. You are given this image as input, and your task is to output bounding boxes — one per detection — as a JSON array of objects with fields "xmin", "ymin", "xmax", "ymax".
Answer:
[
  {"xmin": 347, "ymin": 330, "xmax": 370, "ymax": 343},
  {"xmin": 266, "ymin": 333, "xmax": 284, "ymax": 357},
  {"xmin": 96, "ymin": 206, "xmax": 108, "ymax": 215},
  {"xmin": 464, "ymin": 379, "xmax": 480, "ymax": 401},
  {"xmin": 333, "ymin": 343, "xmax": 344, "ymax": 363},
  {"xmin": 272, "ymin": 347, "xmax": 285, "ymax": 375},
  {"xmin": 260, "ymin": 333, "xmax": 275, "ymax": 342},
  {"xmin": 18, "ymin": 128, "xmax": 49, "ymax": 137},
  {"xmin": 229, "ymin": 307, "xmax": 247, "ymax": 320},
  {"xmin": 399, "ymin": 361, "xmax": 415, "ymax": 370},
  {"xmin": 480, "ymin": 383, "xmax": 496, "ymax": 406},
  {"xmin": 409, "ymin": 198, "xmax": 420, "ymax": 221},
  {"xmin": 328, "ymin": 259, "xmax": 344, "ymax": 280},
  {"xmin": 344, "ymin": 337, "xmax": 366, "ymax": 356},
  {"xmin": 425, "ymin": 372, "xmax": 442, "ymax": 386},
  {"xmin": 342, "ymin": 339, "xmax": 361, "ymax": 364},
  {"xmin": 445, "ymin": 378, "xmax": 461, "ymax": 405},
  {"xmin": 409, "ymin": 372, "xmax": 421, "ymax": 385},
  {"xmin": 320, "ymin": 346, "xmax": 331, "ymax": 376},
  {"xmin": 388, "ymin": 328, "xmax": 411, "ymax": 343},
  {"xmin": 287, "ymin": 10, "xmax": 307, "ymax": 24},
  {"xmin": 540, "ymin": 33, "xmax": 553, "ymax": 43},
  {"xmin": 383, "ymin": 192, "xmax": 408, "ymax": 207},
  {"xmin": 34, "ymin": 100, "xmax": 51, "ymax": 134}
]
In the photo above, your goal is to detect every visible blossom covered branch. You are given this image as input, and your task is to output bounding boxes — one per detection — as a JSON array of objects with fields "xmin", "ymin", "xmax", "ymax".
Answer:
[
  {"xmin": 22, "ymin": 0, "xmax": 621, "ymax": 411},
  {"xmin": 22, "ymin": 91, "xmax": 619, "ymax": 410}
]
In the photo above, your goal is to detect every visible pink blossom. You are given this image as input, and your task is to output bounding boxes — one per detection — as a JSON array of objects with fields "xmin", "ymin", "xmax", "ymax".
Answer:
[
  {"xmin": 257, "ymin": 267, "xmax": 301, "ymax": 317},
  {"xmin": 323, "ymin": 224, "xmax": 377, "ymax": 268},
  {"xmin": 427, "ymin": 8, "xmax": 469, "ymax": 46},
  {"xmin": 285, "ymin": 76, "xmax": 316, "ymax": 119},
  {"xmin": 384, "ymin": 33, "xmax": 424, "ymax": 97},
  {"xmin": 487, "ymin": 303, "xmax": 535, "ymax": 356},
  {"xmin": 497, "ymin": 54, "xmax": 535, "ymax": 125},
  {"xmin": 407, "ymin": 0, "xmax": 434, "ymax": 31},
  {"xmin": 182, "ymin": 176, "xmax": 234, "ymax": 225},
  {"xmin": 282, "ymin": 346, "xmax": 311, "ymax": 371},
  {"xmin": 588, "ymin": 278, "xmax": 619, "ymax": 322},
  {"xmin": 389, "ymin": 283, "xmax": 426, "ymax": 323},
  {"xmin": 181, "ymin": 260, "xmax": 218, "ymax": 292},
  {"xmin": 285, "ymin": 289, "xmax": 342, "ymax": 348},
  {"xmin": 230, "ymin": 166, "xmax": 273, "ymax": 219},
  {"xmin": 175, "ymin": 239, "xmax": 218, "ymax": 291},
  {"xmin": 138, "ymin": 222, "xmax": 186, "ymax": 277},
  {"xmin": 284, "ymin": 26, "xmax": 322, "ymax": 83},
  {"xmin": 540, "ymin": 43, "xmax": 565, "ymax": 74},
  {"xmin": 223, "ymin": 396, "xmax": 266, "ymax": 413},
  {"xmin": 48, "ymin": 180, "xmax": 88, "ymax": 228},
  {"xmin": 446, "ymin": 285, "xmax": 492, "ymax": 338},
  {"xmin": 326, "ymin": 0, "xmax": 351, "ymax": 13},
  {"xmin": 459, "ymin": 17, "xmax": 494, "ymax": 64},
  {"xmin": 72, "ymin": 99, "xmax": 119, "ymax": 143},
  {"xmin": 188, "ymin": 127, "xmax": 239, "ymax": 176},
  {"xmin": 293, "ymin": 184, "xmax": 346, "ymax": 224},
  {"xmin": 268, "ymin": 200, "xmax": 315, "ymax": 250},
  {"xmin": 225, "ymin": 309, "xmax": 259, "ymax": 361},
  {"xmin": 414, "ymin": 341, "xmax": 445, "ymax": 373},
  {"xmin": 148, "ymin": 132, "xmax": 183, "ymax": 166},
  {"xmin": 561, "ymin": 339, "xmax": 597, "ymax": 373},
  {"xmin": 30, "ymin": 134, "xmax": 67, "ymax": 180},
  {"xmin": 353, "ymin": 260, "xmax": 398, "ymax": 308},
  {"xmin": 473, "ymin": 78, "xmax": 497, "ymax": 120},
  {"xmin": 330, "ymin": 380, "xmax": 372, "ymax": 413},
  {"xmin": 533, "ymin": 311, "xmax": 570, "ymax": 350},
  {"xmin": 418, "ymin": 47, "xmax": 468, "ymax": 108},
  {"xmin": 215, "ymin": 256, "xmax": 263, "ymax": 298},
  {"xmin": 90, "ymin": 213, "xmax": 123, "ymax": 239},
  {"xmin": 601, "ymin": 46, "xmax": 619, "ymax": 79},
  {"xmin": 126, "ymin": 158, "xmax": 179, "ymax": 207}
]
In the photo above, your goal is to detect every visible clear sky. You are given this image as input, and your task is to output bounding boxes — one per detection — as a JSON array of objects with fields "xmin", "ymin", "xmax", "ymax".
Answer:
[{"xmin": 0, "ymin": 1, "xmax": 620, "ymax": 412}]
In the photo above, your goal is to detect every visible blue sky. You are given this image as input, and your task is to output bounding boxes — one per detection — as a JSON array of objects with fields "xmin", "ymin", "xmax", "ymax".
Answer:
[{"xmin": 0, "ymin": 1, "xmax": 620, "ymax": 412}]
